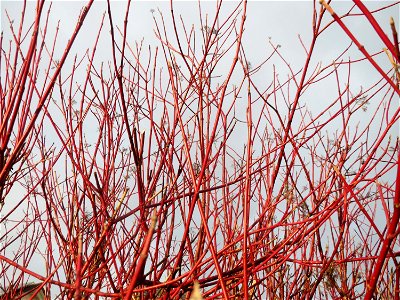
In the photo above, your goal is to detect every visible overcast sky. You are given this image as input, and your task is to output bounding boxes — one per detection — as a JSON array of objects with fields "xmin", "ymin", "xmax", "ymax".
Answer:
[{"xmin": 1, "ymin": 0, "xmax": 399, "ymax": 293}]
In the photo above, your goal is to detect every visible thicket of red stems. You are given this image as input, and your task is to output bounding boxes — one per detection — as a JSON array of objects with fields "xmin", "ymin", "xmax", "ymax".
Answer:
[{"xmin": 0, "ymin": 1, "xmax": 399, "ymax": 299}]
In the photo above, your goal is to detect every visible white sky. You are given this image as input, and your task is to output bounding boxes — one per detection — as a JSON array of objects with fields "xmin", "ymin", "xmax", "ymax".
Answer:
[{"xmin": 1, "ymin": 0, "xmax": 399, "ymax": 296}]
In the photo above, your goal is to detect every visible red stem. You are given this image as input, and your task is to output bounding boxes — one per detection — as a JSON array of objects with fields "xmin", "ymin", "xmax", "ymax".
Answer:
[{"xmin": 364, "ymin": 150, "xmax": 400, "ymax": 299}]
